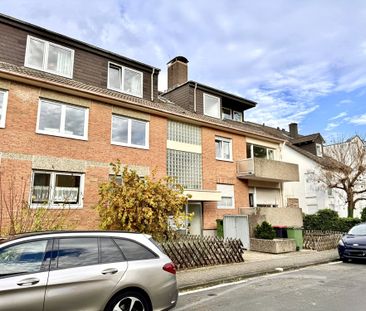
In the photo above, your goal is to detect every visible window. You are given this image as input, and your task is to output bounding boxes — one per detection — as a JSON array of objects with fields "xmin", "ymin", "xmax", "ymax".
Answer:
[
  {"xmin": 37, "ymin": 99, "xmax": 88, "ymax": 140},
  {"xmin": 0, "ymin": 240, "xmax": 48, "ymax": 277},
  {"xmin": 222, "ymin": 107, "xmax": 232, "ymax": 120},
  {"xmin": 31, "ymin": 171, "xmax": 84, "ymax": 208},
  {"xmin": 316, "ymin": 143, "xmax": 323, "ymax": 157},
  {"xmin": 167, "ymin": 149, "xmax": 202, "ymax": 189},
  {"xmin": 247, "ymin": 143, "xmax": 275, "ymax": 160},
  {"xmin": 101, "ymin": 238, "xmax": 124, "ymax": 263},
  {"xmin": 111, "ymin": 115, "xmax": 149, "ymax": 149},
  {"xmin": 0, "ymin": 90, "xmax": 8, "ymax": 128},
  {"xmin": 215, "ymin": 137, "xmax": 232, "ymax": 161},
  {"xmin": 25, "ymin": 36, "xmax": 74, "ymax": 78},
  {"xmin": 217, "ymin": 184, "xmax": 235, "ymax": 209},
  {"xmin": 233, "ymin": 110, "xmax": 243, "ymax": 122},
  {"xmin": 114, "ymin": 239, "xmax": 157, "ymax": 261},
  {"xmin": 203, "ymin": 93, "xmax": 220, "ymax": 118},
  {"xmin": 108, "ymin": 62, "xmax": 143, "ymax": 97},
  {"xmin": 56, "ymin": 238, "xmax": 98, "ymax": 269}
]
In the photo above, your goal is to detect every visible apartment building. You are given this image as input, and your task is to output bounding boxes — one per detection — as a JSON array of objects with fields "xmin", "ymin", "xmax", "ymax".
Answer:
[{"xmin": 0, "ymin": 14, "xmax": 299, "ymax": 235}]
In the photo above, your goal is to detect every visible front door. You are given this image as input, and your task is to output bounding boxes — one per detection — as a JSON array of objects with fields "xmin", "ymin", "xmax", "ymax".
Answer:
[{"xmin": 188, "ymin": 202, "xmax": 202, "ymax": 235}]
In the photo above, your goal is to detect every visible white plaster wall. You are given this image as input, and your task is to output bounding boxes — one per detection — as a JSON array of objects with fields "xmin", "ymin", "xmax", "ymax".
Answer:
[{"xmin": 281, "ymin": 145, "xmax": 347, "ymax": 216}]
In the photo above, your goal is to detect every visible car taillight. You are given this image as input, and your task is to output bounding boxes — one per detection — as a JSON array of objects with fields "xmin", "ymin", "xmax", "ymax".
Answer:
[{"xmin": 163, "ymin": 262, "xmax": 176, "ymax": 275}]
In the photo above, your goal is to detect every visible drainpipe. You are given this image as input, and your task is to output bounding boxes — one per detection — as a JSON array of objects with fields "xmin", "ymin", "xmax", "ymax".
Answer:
[
  {"xmin": 150, "ymin": 68, "xmax": 155, "ymax": 101},
  {"xmin": 193, "ymin": 82, "xmax": 198, "ymax": 112},
  {"xmin": 185, "ymin": 203, "xmax": 189, "ymax": 234}
]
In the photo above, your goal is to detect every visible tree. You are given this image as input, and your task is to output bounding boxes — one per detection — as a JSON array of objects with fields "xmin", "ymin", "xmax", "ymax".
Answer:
[
  {"xmin": 319, "ymin": 136, "xmax": 366, "ymax": 218},
  {"xmin": 95, "ymin": 161, "xmax": 189, "ymax": 241}
]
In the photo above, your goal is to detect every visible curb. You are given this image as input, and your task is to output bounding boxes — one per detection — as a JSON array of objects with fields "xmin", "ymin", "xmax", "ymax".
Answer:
[{"xmin": 178, "ymin": 256, "xmax": 339, "ymax": 292}]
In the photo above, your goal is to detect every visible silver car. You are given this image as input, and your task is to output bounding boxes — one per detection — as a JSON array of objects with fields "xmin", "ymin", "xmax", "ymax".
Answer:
[{"xmin": 0, "ymin": 231, "xmax": 178, "ymax": 311}]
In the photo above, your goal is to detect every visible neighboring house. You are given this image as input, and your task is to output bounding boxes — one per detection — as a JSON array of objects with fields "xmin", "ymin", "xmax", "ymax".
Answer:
[
  {"xmin": 323, "ymin": 136, "xmax": 366, "ymax": 218},
  {"xmin": 247, "ymin": 122, "xmax": 337, "ymax": 215},
  {"xmin": 0, "ymin": 14, "xmax": 300, "ymax": 235}
]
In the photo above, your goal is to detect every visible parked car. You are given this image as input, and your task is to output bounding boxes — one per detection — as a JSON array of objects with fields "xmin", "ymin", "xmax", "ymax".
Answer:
[
  {"xmin": 0, "ymin": 231, "xmax": 178, "ymax": 311},
  {"xmin": 338, "ymin": 223, "xmax": 366, "ymax": 262}
]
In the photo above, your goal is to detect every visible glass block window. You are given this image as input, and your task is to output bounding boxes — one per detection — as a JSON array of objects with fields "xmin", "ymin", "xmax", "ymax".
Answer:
[
  {"xmin": 168, "ymin": 121, "xmax": 201, "ymax": 145},
  {"xmin": 167, "ymin": 149, "xmax": 202, "ymax": 189}
]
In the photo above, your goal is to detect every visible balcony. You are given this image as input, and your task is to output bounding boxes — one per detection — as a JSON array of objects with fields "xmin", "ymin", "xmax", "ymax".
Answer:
[{"xmin": 236, "ymin": 158, "xmax": 299, "ymax": 182}]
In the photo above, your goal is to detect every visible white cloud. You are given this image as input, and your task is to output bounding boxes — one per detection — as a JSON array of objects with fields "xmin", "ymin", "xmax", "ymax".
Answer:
[
  {"xmin": 347, "ymin": 114, "xmax": 366, "ymax": 125},
  {"xmin": 339, "ymin": 99, "xmax": 353, "ymax": 105},
  {"xmin": 329, "ymin": 112, "xmax": 347, "ymax": 121}
]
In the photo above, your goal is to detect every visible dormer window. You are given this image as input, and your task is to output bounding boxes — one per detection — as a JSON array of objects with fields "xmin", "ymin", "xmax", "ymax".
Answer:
[
  {"xmin": 233, "ymin": 110, "xmax": 243, "ymax": 122},
  {"xmin": 316, "ymin": 143, "xmax": 323, "ymax": 157},
  {"xmin": 108, "ymin": 62, "xmax": 143, "ymax": 98},
  {"xmin": 222, "ymin": 107, "xmax": 232, "ymax": 120},
  {"xmin": 25, "ymin": 36, "xmax": 74, "ymax": 78},
  {"xmin": 203, "ymin": 93, "xmax": 220, "ymax": 118}
]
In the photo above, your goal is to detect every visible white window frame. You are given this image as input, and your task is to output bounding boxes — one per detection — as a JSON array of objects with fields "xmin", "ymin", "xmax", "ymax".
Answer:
[
  {"xmin": 247, "ymin": 144, "xmax": 275, "ymax": 160},
  {"xmin": 36, "ymin": 99, "xmax": 89, "ymax": 140},
  {"xmin": 111, "ymin": 114, "xmax": 149, "ymax": 149},
  {"xmin": 30, "ymin": 171, "xmax": 84, "ymax": 209},
  {"xmin": 203, "ymin": 93, "xmax": 221, "ymax": 118},
  {"xmin": 24, "ymin": 35, "xmax": 74, "ymax": 78},
  {"xmin": 221, "ymin": 107, "xmax": 232, "ymax": 120},
  {"xmin": 217, "ymin": 184, "xmax": 235, "ymax": 209},
  {"xmin": 233, "ymin": 110, "xmax": 243, "ymax": 122},
  {"xmin": 316, "ymin": 143, "xmax": 323, "ymax": 157},
  {"xmin": 215, "ymin": 136, "xmax": 233, "ymax": 161},
  {"xmin": 0, "ymin": 90, "xmax": 8, "ymax": 128},
  {"xmin": 107, "ymin": 61, "xmax": 143, "ymax": 98}
]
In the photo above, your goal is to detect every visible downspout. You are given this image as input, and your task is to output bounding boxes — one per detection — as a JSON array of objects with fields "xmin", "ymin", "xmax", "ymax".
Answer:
[
  {"xmin": 193, "ymin": 82, "xmax": 198, "ymax": 112},
  {"xmin": 150, "ymin": 68, "xmax": 155, "ymax": 101}
]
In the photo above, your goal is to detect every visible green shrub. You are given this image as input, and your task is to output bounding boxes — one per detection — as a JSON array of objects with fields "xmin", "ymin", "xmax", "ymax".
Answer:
[
  {"xmin": 216, "ymin": 219, "xmax": 223, "ymax": 238},
  {"xmin": 303, "ymin": 208, "xmax": 361, "ymax": 232},
  {"xmin": 361, "ymin": 208, "xmax": 366, "ymax": 222},
  {"xmin": 254, "ymin": 221, "xmax": 276, "ymax": 240}
]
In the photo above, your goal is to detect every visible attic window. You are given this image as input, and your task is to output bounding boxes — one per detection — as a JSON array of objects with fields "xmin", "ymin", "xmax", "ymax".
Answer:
[
  {"xmin": 203, "ymin": 93, "xmax": 220, "ymax": 118},
  {"xmin": 316, "ymin": 143, "xmax": 323, "ymax": 157},
  {"xmin": 108, "ymin": 62, "xmax": 143, "ymax": 98},
  {"xmin": 25, "ymin": 36, "xmax": 74, "ymax": 78}
]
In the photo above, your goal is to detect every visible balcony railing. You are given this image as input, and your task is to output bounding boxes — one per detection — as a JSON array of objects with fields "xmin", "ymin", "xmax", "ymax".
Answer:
[{"xmin": 236, "ymin": 158, "xmax": 299, "ymax": 182}]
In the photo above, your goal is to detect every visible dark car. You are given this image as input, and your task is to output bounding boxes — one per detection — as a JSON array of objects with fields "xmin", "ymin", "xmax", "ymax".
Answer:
[{"xmin": 338, "ymin": 223, "xmax": 366, "ymax": 262}]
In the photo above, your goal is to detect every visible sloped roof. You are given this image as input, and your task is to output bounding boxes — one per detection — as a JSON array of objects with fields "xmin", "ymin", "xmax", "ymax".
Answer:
[
  {"xmin": 291, "ymin": 133, "xmax": 324, "ymax": 145},
  {"xmin": 0, "ymin": 62, "xmax": 280, "ymax": 142}
]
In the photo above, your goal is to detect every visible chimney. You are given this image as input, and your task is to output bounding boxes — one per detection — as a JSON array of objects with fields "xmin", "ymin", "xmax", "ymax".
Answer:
[
  {"xmin": 289, "ymin": 123, "xmax": 299, "ymax": 138},
  {"xmin": 167, "ymin": 56, "xmax": 189, "ymax": 89}
]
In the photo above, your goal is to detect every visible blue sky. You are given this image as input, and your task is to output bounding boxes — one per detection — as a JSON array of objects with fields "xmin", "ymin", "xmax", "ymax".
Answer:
[{"xmin": 2, "ymin": 0, "xmax": 366, "ymax": 141}]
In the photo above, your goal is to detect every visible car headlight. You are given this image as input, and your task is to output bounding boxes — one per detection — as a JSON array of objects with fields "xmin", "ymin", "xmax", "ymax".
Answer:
[{"xmin": 338, "ymin": 239, "xmax": 344, "ymax": 246}]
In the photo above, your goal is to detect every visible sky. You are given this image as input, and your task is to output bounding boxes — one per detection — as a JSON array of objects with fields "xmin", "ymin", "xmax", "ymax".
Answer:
[{"xmin": 1, "ymin": 0, "xmax": 366, "ymax": 142}]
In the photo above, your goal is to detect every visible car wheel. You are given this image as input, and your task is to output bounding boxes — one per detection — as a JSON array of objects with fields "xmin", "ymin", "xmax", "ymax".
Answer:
[
  {"xmin": 105, "ymin": 291, "xmax": 150, "ymax": 311},
  {"xmin": 341, "ymin": 257, "xmax": 349, "ymax": 263}
]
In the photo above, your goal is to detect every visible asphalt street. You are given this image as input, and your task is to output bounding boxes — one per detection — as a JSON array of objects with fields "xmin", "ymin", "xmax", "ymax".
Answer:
[{"xmin": 175, "ymin": 261, "xmax": 366, "ymax": 311}]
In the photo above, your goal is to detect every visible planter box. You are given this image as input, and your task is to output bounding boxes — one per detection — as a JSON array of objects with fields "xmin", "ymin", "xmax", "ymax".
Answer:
[{"xmin": 250, "ymin": 238, "xmax": 296, "ymax": 254}]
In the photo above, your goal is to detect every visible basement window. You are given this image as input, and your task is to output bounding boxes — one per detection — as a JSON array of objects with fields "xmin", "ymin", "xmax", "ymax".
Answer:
[
  {"xmin": 25, "ymin": 36, "xmax": 74, "ymax": 78},
  {"xmin": 0, "ymin": 90, "xmax": 8, "ymax": 128},
  {"xmin": 108, "ymin": 62, "xmax": 143, "ymax": 98},
  {"xmin": 31, "ymin": 171, "xmax": 84, "ymax": 208}
]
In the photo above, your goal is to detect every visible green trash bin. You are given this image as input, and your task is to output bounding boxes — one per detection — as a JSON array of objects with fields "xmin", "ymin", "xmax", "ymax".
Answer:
[{"xmin": 287, "ymin": 227, "xmax": 303, "ymax": 251}]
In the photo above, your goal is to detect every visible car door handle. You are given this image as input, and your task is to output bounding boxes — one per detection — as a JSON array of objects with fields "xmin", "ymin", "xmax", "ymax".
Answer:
[
  {"xmin": 17, "ymin": 278, "xmax": 40, "ymax": 286},
  {"xmin": 101, "ymin": 268, "xmax": 118, "ymax": 275}
]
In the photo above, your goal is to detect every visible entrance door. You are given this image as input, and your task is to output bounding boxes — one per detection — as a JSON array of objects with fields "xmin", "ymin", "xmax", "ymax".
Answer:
[{"xmin": 188, "ymin": 203, "xmax": 202, "ymax": 235}]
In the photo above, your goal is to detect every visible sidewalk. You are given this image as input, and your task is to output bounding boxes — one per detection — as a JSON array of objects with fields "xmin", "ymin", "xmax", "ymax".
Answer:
[{"xmin": 177, "ymin": 249, "xmax": 339, "ymax": 291}]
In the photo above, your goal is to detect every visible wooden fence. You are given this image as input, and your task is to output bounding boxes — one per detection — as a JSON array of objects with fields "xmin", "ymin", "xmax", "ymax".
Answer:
[
  {"xmin": 161, "ymin": 235, "xmax": 245, "ymax": 270},
  {"xmin": 303, "ymin": 230, "xmax": 343, "ymax": 251}
]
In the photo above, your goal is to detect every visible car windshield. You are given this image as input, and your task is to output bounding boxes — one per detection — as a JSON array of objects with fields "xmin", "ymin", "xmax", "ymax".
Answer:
[{"xmin": 348, "ymin": 224, "xmax": 366, "ymax": 235}]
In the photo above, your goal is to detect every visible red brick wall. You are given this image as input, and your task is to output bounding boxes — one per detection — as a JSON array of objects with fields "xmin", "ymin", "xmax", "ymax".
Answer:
[
  {"xmin": 201, "ymin": 127, "xmax": 249, "ymax": 230},
  {"xmin": 0, "ymin": 81, "xmax": 167, "ymax": 230}
]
